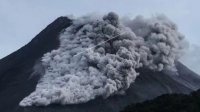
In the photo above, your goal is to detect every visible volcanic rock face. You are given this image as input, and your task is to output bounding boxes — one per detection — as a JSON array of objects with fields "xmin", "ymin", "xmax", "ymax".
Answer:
[
  {"xmin": 0, "ymin": 13, "xmax": 200, "ymax": 112},
  {"xmin": 0, "ymin": 16, "xmax": 72, "ymax": 112}
]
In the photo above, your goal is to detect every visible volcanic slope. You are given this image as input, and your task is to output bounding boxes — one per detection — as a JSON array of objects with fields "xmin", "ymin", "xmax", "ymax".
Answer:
[{"xmin": 0, "ymin": 16, "xmax": 200, "ymax": 112}]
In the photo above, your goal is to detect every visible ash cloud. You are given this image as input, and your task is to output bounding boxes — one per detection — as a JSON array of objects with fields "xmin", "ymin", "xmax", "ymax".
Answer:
[
  {"xmin": 123, "ymin": 15, "xmax": 186, "ymax": 71},
  {"xmin": 20, "ymin": 12, "xmax": 186, "ymax": 106}
]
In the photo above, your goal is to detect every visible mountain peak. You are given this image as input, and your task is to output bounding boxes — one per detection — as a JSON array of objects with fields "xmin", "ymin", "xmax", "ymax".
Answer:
[
  {"xmin": 0, "ymin": 17, "xmax": 72, "ymax": 75},
  {"xmin": 0, "ymin": 14, "xmax": 200, "ymax": 112}
]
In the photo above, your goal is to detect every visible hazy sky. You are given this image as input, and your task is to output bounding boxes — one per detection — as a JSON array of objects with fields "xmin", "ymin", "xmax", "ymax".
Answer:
[
  {"xmin": 0, "ymin": 0, "xmax": 199, "ymax": 58},
  {"xmin": 0, "ymin": 0, "xmax": 200, "ymax": 74}
]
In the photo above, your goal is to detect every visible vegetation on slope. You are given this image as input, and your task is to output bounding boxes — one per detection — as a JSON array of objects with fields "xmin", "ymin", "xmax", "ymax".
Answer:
[{"xmin": 121, "ymin": 89, "xmax": 200, "ymax": 112}]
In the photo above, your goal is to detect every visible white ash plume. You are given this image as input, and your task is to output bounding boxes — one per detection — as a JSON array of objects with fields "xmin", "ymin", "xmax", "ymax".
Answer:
[{"xmin": 20, "ymin": 12, "xmax": 186, "ymax": 106}]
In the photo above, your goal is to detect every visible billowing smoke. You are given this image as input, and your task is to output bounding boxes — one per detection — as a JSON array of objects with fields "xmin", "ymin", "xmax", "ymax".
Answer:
[
  {"xmin": 123, "ymin": 15, "xmax": 185, "ymax": 71},
  {"xmin": 19, "ymin": 12, "xmax": 186, "ymax": 106}
]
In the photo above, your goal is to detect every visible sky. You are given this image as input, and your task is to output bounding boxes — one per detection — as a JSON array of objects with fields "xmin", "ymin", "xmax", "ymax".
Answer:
[{"xmin": 0, "ymin": 0, "xmax": 199, "ymax": 74}]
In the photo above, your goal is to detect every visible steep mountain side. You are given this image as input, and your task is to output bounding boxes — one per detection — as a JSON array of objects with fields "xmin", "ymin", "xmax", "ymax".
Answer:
[{"xmin": 0, "ymin": 17, "xmax": 72, "ymax": 112}]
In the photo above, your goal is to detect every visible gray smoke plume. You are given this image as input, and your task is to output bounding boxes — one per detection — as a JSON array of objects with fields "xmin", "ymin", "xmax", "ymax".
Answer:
[
  {"xmin": 20, "ymin": 12, "xmax": 186, "ymax": 106},
  {"xmin": 123, "ymin": 15, "xmax": 186, "ymax": 71}
]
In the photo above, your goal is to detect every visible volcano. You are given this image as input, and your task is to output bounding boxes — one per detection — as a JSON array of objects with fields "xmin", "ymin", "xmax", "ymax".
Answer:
[{"xmin": 0, "ymin": 15, "xmax": 200, "ymax": 112}]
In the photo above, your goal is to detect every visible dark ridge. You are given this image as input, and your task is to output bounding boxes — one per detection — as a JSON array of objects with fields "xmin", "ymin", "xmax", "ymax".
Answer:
[
  {"xmin": 0, "ymin": 17, "xmax": 72, "ymax": 76},
  {"xmin": 0, "ymin": 17, "xmax": 200, "ymax": 112},
  {"xmin": 121, "ymin": 89, "xmax": 200, "ymax": 112},
  {"xmin": 0, "ymin": 17, "xmax": 72, "ymax": 112}
]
